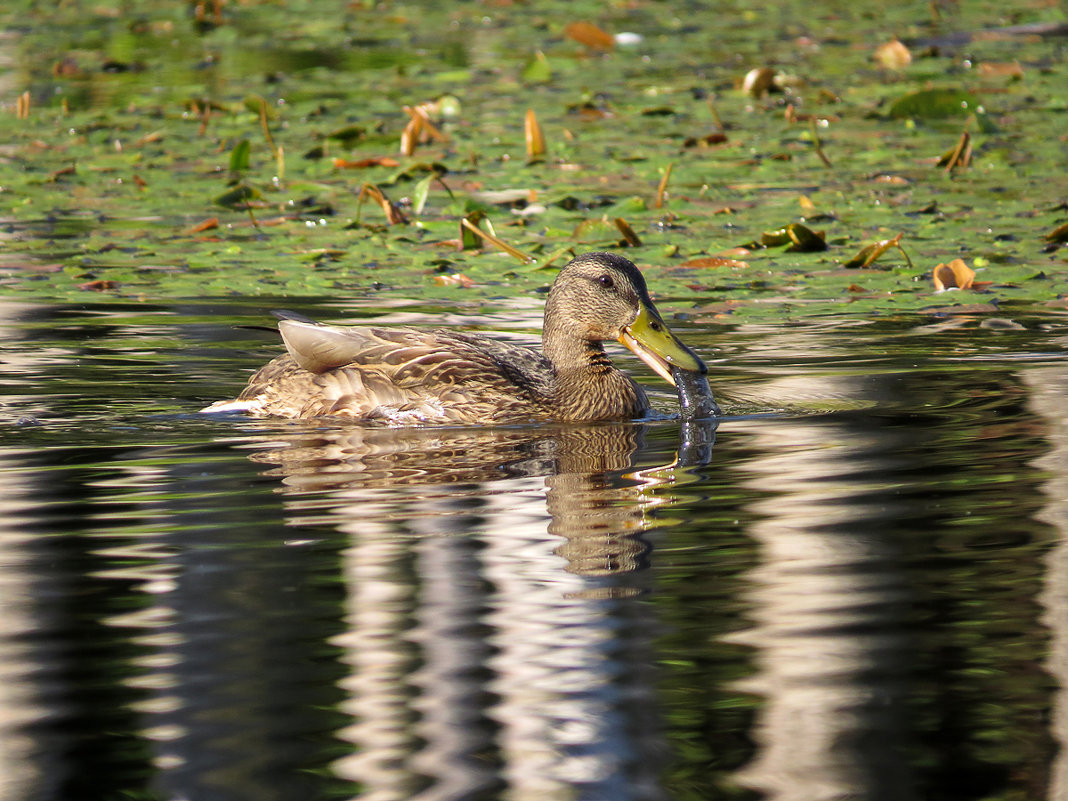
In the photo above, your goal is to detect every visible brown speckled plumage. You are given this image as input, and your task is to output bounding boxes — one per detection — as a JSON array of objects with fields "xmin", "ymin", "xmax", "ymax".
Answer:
[{"xmin": 203, "ymin": 252, "xmax": 706, "ymax": 424}]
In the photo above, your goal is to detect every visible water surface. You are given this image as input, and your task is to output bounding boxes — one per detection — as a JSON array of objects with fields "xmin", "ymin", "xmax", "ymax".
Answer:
[{"xmin": 1, "ymin": 300, "xmax": 1067, "ymax": 801}]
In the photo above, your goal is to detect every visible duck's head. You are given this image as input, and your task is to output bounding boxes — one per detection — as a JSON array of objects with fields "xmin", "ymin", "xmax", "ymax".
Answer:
[{"xmin": 545, "ymin": 252, "xmax": 707, "ymax": 386}]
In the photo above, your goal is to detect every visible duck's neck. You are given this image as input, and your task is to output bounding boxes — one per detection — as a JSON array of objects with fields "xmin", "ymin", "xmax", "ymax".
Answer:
[
  {"xmin": 543, "ymin": 324, "xmax": 609, "ymax": 375},
  {"xmin": 542, "ymin": 324, "xmax": 645, "ymax": 420}
]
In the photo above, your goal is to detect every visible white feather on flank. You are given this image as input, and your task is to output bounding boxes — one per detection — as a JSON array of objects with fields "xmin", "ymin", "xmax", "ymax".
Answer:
[{"xmin": 199, "ymin": 399, "xmax": 259, "ymax": 414}]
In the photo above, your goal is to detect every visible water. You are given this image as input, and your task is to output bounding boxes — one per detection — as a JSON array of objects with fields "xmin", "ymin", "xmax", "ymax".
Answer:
[{"xmin": 1, "ymin": 299, "xmax": 1067, "ymax": 801}]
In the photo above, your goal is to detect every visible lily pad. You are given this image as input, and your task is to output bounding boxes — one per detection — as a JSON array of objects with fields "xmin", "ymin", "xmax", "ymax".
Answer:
[{"xmin": 887, "ymin": 88, "xmax": 984, "ymax": 119}]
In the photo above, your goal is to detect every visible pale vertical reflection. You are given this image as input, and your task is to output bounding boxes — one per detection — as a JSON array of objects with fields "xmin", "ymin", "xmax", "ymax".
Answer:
[
  {"xmin": 331, "ymin": 525, "xmax": 421, "ymax": 801},
  {"xmin": 1024, "ymin": 363, "xmax": 1068, "ymax": 801},
  {"xmin": 278, "ymin": 424, "xmax": 674, "ymax": 801},
  {"xmin": 480, "ymin": 459, "xmax": 667, "ymax": 801},
  {"xmin": 407, "ymin": 534, "xmax": 498, "ymax": 801},
  {"xmin": 729, "ymin": 416, "xmax": 914, "ymax": 801},
  {"xmin": 0, "ymin": 452, "xmax": 51, "ymax": 801}
]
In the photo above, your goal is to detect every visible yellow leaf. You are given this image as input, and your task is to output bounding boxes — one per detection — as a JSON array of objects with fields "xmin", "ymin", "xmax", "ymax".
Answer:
[
  {"xmin": 874, "ymin": 39, "xmax": 912, "ymax": 70},
  {"xmin": 843, "ymin": 232, "xmax": 906, "ymax": 269},
  {"xmin": 655, "ymin": 162, "xmax": 673, "ymax": 209},
  {"xmin": 525, "ymin": 108, "xmax": 545, "ymax": 162},
  {"xmin": 564, "ymin": 21, "xmax": 614, "ymax": 50},
  {"xmin": 400, "ymin": 114, "xmax": 422, "ymax": 156},
  {"xmin": 932, "ymin": 258, "xmax": 975, "ymax": 291},
  {"xmin": 613, "ymin": 217, "xmax": 642, "ymax": 247}
]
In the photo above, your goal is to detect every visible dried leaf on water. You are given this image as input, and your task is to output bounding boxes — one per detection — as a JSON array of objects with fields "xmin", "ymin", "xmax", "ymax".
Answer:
[
  {"xmin": 761, "ymin": 223, "xmax": 826, "ymax": 252},
  {"xmin": 400, "ymin": 112, "xmax": 422, "ymax": 157},
  {"xmin": 187, "ymin": 217, "xmax": 219, "ymax": 234},
  {"xmin": 357, "ymin": 183, "xmax": 407, "ymax": 225},
  {"xmin": 399, "ymin": 105, "xmax": 447, "ymax": 157},
  {"xmin": 742, "ymin": 67, "xmax": 777, "ymax": 98},
  {"xmin": 434, "ymin": 272, "xmax": 476, "ymax": 288},
  {"xmin": 525, "ymin": 109, "xmax": 546, "ymax": 162},
  {"xmin": 460, "ymin": 213, "xmax": 533, "ymax": 263},
  {"xmin": 333, "ymin": 156, "xmax": 400, "ymax": 169},
  {"xmin": 976, "ymin": 61, "xmax": 1024, "ymax": 80},
  {"xmin": 785, "ymin": 222, "xmax": 828, "ymax": 252},
  {"xmin": 613, "ymin": 217, "xmax": 642, "ymax": 247},
  {"xmin": 937, "ymin": 131, "xmax": 972, "ymax": 172},
  {"xmin": 78, "ymin": 280, "xmax": 120, "ymax": 292},
  {"xmin": 678, "ymin": 256, "xmax": 750, "ymax": 269},
  {"xmin": 874, "ymin": 38, "xmax": 912, "ymax": 70},
  {"xmin": 1044, "ymin": 221, "xmax": 1068, "ymax": 243},
  {"xmin": 655, "ymin": 162, "xmax": 673, "ymax": 209},
  {"xmin": 564, "ymin": 21, "xmax": 615, "ymax": 51},
  {"xmin": 843, "ymin": 232, "xmax": 912, "ymax": 268},
  {"xmin": 932, "ymin": 258, "xmax": 976, "ymax": 291}
]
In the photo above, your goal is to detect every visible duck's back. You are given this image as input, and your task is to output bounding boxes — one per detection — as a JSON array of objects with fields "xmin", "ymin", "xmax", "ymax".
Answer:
[{"xmin": 221, "ymin": 323, "xmax": 558, "ymax": 423}]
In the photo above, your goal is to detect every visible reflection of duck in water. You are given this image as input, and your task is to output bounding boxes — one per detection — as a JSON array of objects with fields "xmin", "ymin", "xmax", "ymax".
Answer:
[
  {"xmin": 239, "ymin": 418, "xmax": 716, "ymax": 578},
  {"xmin": 203, "ymin": 252, "xmax": 711, "ymax": 424}
]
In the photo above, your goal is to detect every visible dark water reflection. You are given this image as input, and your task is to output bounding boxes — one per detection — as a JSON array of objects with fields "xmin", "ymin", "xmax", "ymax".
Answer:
[{"xmin": 1, "ymin": 300, "xmax": 1067, "ymax": 801}]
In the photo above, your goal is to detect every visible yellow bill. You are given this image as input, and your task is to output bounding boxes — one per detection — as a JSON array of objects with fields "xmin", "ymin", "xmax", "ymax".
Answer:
[{"xmin": 618, "ymin": 303, "xmax": 706, "ymax": 387}]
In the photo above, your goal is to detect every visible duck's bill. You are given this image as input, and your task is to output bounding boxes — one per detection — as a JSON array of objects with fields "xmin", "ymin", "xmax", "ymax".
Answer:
[{"xmin": 619, "ymin": 304, "xmax": 706, "ymax": 387}]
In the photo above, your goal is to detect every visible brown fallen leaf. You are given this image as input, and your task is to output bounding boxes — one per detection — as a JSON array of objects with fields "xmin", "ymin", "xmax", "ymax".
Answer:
[
  {"xmin": 937, "ymin": 130, "xmax": 972, "ymax": 172},
  {"xmin": 843, "ymin": 232, "xmax": 911, "ymax": 269},
  {"xmin": 400, "ymin": 112, "xmax": 422, "ymax": 156},
  {"xmin": 932, "ymin": 258, "xmax": 976, "ymax": 291},
  {"xmin": 47, "ymin": 165, "xmax": 76, "ymax": 183},
  {"xmin": 683, "ymin": 132, "xmax": 729, "ymax": 148},
  {"xmin": 79, "ymin": 280, "xmax": 120, "ymax": 292},
  {"xmin": 564, "ymin": 21, "xmax": 614, "ymax": 50},
  {"xmin": 334, "ymin": 156, "xmax": 401, "ymax": 169},
  {"xmin": 871, "ymin": 174, "xmax": 910, "ymax": 185},
  {"xmin": 1045, "ymin": 221, "xmax": 1068, "ymax": 243},
  {"xmin": 742, "ymin": 67, "xmax": 777, "ymax": 98},
  {"xmin": 460, "ymin": 215, "xmax": 533, "ymax": 263},
  {"xmin": 976, "ymin": 61, "xmax": 1024, "ymax": 80},
  {"xmin": 187, "ymin": 217, "xmax": 219, "ymax": 234},
  {"xmin": 613, "ymin": 217, "xmax": 642, "ymax": 247},
  {"xmin": 525, "ymin": 108, "xmax": 546, "ymax": 162},
  {"xmin": 678, "ymin": 257, "xmax": 750, "ymax": 269},
  {"xmin": 655, "ymin": 162, "xmax": 673, "ymax": 209},
  {"xmin": 874, "ymin": 38, "xmax": 912, "ymax": 69},
  {"xmin": 134, "ymin": 131, "xmax": 163, "ymax": 146},
  {"xmin": 52, "ymin": 56, "xmax": 82, "ymax": 77},
  {"xmin": 357, "ymin": 183, "xmax": 407, "ymax": 225},
  {"xmin": 434, "ymin": 273, "xmax": 476, "ymax": 288}
]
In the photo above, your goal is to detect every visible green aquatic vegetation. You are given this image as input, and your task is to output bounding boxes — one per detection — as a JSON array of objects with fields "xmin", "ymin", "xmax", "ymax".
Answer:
[{"xmin": 0, "ymin": 0, "xmax": 1065, "ymax": 321}]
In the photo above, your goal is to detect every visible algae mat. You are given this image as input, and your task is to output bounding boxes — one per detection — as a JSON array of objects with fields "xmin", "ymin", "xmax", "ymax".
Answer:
[{"xmin": 0, "ymin": 0, "xmax": 1065, "ymax": 321}]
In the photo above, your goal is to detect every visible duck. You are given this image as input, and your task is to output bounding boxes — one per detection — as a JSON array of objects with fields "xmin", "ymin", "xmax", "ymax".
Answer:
[{"xmin": 201, "ymin": 252, "xmax": 708, "ymax": 424}]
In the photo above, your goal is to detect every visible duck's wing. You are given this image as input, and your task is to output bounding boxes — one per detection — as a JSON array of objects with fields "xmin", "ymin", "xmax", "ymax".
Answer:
[{"xmin": 241, "ymin": 322, "xmax": 555, "ymax": 422}]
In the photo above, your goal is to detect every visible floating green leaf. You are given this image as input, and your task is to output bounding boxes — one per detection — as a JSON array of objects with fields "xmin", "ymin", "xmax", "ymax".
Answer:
[
  {"xmin": 887, "ymin": 88, "xmax": 983, "ymax": 119},
  {"xmin": 521, "ymin": 50, "xmax": 552, "ymax": 83},
  {"xmin": 229, "ymin": 139, "xmax": 251, "ymax": 173}
]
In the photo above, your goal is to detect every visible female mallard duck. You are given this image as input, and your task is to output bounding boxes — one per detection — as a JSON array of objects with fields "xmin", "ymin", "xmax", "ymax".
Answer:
[{"xmin": 203, "ymin": 252, "xmax": 708, "ymax": 424}]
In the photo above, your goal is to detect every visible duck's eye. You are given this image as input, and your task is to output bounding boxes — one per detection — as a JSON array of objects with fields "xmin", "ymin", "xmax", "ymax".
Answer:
[
  {"xmin": 650, "ymin": 320, "xmax": 663, "ymax": 332},
  {"xmin": 598, "ymin": 274, "xmax": 615, "ymax": 289}
]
